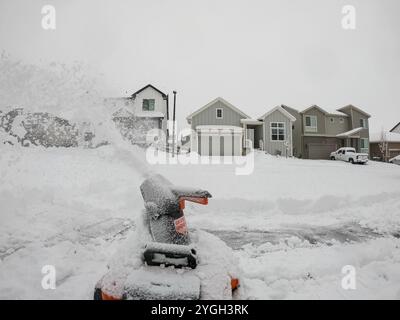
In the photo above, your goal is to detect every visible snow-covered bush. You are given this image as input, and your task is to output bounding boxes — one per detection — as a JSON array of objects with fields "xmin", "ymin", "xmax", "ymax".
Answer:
[{"xmin": 0, "ymin": 108, "xmax": 79, "ymax": 147}]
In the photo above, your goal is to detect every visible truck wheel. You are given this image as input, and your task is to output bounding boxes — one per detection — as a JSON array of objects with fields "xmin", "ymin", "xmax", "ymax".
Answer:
[
  {"xmin": 330, "ymin": 156, "xmax": 335, "ymax": 160},
  {"xmin": 349, "ymin": 158, "xmax": 354, "ymax": 164}
]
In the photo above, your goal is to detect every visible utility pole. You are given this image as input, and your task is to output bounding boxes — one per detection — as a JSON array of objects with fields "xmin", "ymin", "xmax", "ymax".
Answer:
[
  {"xmin": 172, "ymin": 91, "xmax": 177, "ymax": 157},
  {"xmin": 165, "ymin": 94, "xmax": 169, "ymax": 151}
]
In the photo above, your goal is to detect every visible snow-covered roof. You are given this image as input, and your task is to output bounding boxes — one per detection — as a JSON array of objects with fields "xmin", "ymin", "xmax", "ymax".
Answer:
[
  {"xmin": 258, "ymin": 105, "xmax": 297, "ymax": 122},
  {"xmin": 336, "ymin": 127, "xmax": 363, "ymax": 138},
  {"xmin": 187, "ymin": 97, "xmax": 250, "ymax": 121},
  {"xmin": 337, "ymin": 105, "xmax": 371, "ymax": 118},
  {"xmin": 370, "ymin": 131, "xmax": 400, "ymax": 143},
  {"xmin": 135, "ymin": 111, "xmax": 165, "ymax": 118}
]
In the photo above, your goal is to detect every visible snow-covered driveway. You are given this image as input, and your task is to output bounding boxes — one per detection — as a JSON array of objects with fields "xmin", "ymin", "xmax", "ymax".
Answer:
[{"xmin": 1, "ymin": 146, "xmax": 400, "ymax": 299}]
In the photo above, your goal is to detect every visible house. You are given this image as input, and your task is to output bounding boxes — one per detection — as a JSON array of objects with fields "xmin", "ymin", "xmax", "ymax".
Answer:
[
  {"xmin": 186, "ymin": 97, "xmax": 249, "ymax": 156},
  {"xmin": 370, "ymin": 128, "xmax": 400, "ymax": 162},
  {"xmin": 255, "ymin": 105, "xmax": 296, "ymax": 157},
  {"xmin": 282, "ymin": 104, "xmax": 371, "ymax": 159},
  {"xmin": 186, "ymin": 99, "xmax": 295, "ymax": 157},
  {"xmin": 107, "ymin": 84, "xmax": 169, "ymax": 144}
]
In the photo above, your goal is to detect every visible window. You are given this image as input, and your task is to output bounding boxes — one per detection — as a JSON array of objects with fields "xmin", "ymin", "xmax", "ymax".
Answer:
[
  {"xmin": 360, "ymin": 118, "xmax": 368, "ymax": 128},
  {"xmin": 339, "ymin": 118, "xmax": 344, "ymax": 124},
  {"xmin": 142, "ymin": 99, "xmax": 155, "ymax": 111},
  {"xmin": 360, "ymin": 138, "xmax": 369, "ymax": 153},
  {"xmin": 330, "ymin": 117, "xmax": 334, "ymax": 123},
  {"xmin": 270, "ymin": 122, "xmax": 285, "ymax": 141},
  {"xmin": 216, "ymin": 108, "xmax": 223, "ymax": 119},
  {"xmin": 305, "ymin": 115, "xmax": 317, "ymax": 132}
]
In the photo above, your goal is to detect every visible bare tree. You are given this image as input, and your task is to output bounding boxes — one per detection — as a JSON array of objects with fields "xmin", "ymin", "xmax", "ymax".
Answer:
[{"xmin": 378, "ymin": 128, "xmax": 388, "ymax": 162}]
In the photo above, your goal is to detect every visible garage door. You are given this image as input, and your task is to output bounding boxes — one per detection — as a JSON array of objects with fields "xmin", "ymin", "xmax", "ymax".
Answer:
[
  {"xmin": 198, "ymin": 134, "xmax": 242, "ymax": 156},
  {"xmin": 308, "ymin": 143, "xmax": 337, "ymax": 160}
]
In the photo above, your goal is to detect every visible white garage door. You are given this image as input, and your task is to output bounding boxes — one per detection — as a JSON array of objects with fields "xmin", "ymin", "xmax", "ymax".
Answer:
[
  {"xmin": 199, "ymin": 135, "xmax": 210, "ymax": 156},
  {"xmin": 197, "ymin": 126, "xmax": 243, "ymax": 156},
  {"xmin": 199, "ymin": 134, "xmax": 242, "ymax": 156}
]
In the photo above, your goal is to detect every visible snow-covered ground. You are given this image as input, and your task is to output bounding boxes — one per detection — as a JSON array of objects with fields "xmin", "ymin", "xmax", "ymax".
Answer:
[{"xmin": 1, "ymin": 145, "xmax": 400, "ymax": 299}]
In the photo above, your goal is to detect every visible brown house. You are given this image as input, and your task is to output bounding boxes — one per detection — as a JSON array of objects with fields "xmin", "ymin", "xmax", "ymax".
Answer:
[{"xmin": 370, "ymin": 124, "xmax": 400, "ymax": 162}]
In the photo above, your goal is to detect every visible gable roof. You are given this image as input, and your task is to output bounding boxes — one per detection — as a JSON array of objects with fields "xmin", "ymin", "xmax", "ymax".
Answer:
[
  {"xmin": 370, "ymin": 131, "xmax": 400, "ymax": 143},
  {"xmin": 186, "ymin": 97, "xmax": 250, "ymax": 121},
  {"xmin": 258, "ymin": 105, "xmax": 296, "ymax": 122},
  {"xmin": 301, "ymin": 105, "xmax": 330, "ymax": 115},
  {"xmin": 337, "ymin": 105, "xmax": 371, "ymax": 118},
  {"xmin": 130, "ymin": 84, "xmax": 167, "ymax": 99},
  {"xmin": 390, "ymin": 122, "xmax": 400, "ymax": 132}
]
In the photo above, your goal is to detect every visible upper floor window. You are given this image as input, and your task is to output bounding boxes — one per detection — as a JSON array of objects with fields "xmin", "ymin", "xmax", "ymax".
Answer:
[
  {"xmin": 330, "ymin": 117, "xmax": 334, "ymax": 123},
  {"xmin": 305, "ymin": 115, "xmax": 317, "ymax": 132},
  {"xmin": 339, "ymin": 118, "xmax": 344, "ymax": 124},
  {"xmin": 216, "ymin": 108, "xmax": 223, "ymax": 119},
  {"xmin": 271, "ymin": 122, "xmax": 285, "ymax": 141},
  {"xmin": 142, "ymin": 99, "xmax": 155, "ymax": 111},
  {"xmin": 360, "ymin": 118, "xmax": 368, "ymax": 129}
]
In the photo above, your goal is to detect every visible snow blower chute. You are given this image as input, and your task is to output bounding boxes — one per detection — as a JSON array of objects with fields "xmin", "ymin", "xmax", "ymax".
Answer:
[{"xmin": 94, "ymin": 174, "xmax": 239, "ymax": 300}]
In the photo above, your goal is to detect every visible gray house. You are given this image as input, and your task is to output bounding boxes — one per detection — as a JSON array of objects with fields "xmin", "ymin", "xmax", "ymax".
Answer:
[
  {"xmin": 186, "ymin": 99, "xmax": 296, "ymax": 156},
  {"xmin": 282, "ymin": 104, "xmax": 371, "ymax": 159},
  {"xmin": 186, "ymin": 97, "xmax": 249, "ymax": 156},
  {"xmin": 257, "ymin": 106, "xmax": 296, "ymax": 157}
]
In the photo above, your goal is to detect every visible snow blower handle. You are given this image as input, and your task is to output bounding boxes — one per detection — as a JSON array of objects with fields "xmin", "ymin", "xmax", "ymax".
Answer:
[{"xmin": 171, "ymin": 187, "xmax": 212, "ymax": 210}]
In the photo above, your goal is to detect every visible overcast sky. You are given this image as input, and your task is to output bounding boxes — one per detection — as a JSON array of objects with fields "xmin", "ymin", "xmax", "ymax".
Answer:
[{"xmin": 0, "ymin": 0, "xmax": 399, "ymax": 132}]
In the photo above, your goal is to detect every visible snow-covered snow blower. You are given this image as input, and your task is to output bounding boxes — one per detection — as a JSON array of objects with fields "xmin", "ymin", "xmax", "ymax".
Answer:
[{"xmin": 94, "ymin": 174, "xmax": 240, "ymax": 300}]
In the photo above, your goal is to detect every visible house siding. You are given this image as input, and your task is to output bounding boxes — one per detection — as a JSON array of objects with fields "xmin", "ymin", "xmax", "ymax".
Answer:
[
  {"xmin": 262, "ymin": 109, "xmax": 293, "ymax": 156},
  {"xmin": 325, "ymin": 115, "xmax": 349, "ymax": 136},
  {"xmin": 282, "ymin": 106, "xmax": 302, "ymax": 157},
  {"xmin": 302, "ymin": 108, "xmax": 326, "ymax": 135},
  {"xmin": 349, "ymin": 109, "xmax": 370, "ymax": 140},
  {"xmin": 190, "ymin": 100, "xmax": 244, "ymax": 129}
]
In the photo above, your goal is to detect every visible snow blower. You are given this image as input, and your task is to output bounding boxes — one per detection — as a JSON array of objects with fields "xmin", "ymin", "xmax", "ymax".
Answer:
[{"xmin": 94, "ymin": 174, "xmax": 240, "ymax": 300}]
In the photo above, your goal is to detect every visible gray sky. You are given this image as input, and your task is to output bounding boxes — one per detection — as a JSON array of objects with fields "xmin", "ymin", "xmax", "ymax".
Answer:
[{"xmin": 0, "ymin": 0, "xmax": 399, "ymax": 133}]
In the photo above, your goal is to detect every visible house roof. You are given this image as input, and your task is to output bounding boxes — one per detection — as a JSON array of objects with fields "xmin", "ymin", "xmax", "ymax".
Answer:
[
  {"xmin": 370, "ymin": 131, "xmax": 400, "ymax": 143},
  {"xmin": 258, "ymin": 105, "xmax": 297, "ymax": 122},
  {"xmin": 390, "ymin": 122, "xmax": 400, "ymax": 132},
  {"xmin": 301, "ymin": 105, "xmax": 330, "ymax": 115},
  {"xmin": 336, "ymin": 127, "xmax": 364, "ymax": 138},
  {"xmin": 130, "ymin": 84, "xmax": 167, "ymax": 99},
  {"xmin": 337, "ymin": 105, "xmax": 371, "ymax": 118},
  {"xmin": 186, "ymin": 97, "xmax": 250, "ymax": 121}
]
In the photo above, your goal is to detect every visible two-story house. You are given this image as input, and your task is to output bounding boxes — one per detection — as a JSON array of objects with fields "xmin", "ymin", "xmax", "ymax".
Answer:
[
  {"xmin": 108, "ymin": 84, "xmax": 169, "ymax": 145},
  {"xmin": 282, "ymin": 104, "xmax": 371, "ymax": 159}
]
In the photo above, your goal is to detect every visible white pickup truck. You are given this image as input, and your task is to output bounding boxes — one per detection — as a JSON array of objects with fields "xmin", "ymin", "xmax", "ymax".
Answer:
[{"xmin": 330, "ymin": 147, "xmax": 369, "ymax": 164}]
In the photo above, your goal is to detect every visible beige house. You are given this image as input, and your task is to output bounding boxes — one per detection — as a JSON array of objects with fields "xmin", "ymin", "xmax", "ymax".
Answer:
[{"xmin": 282, "ymin": 104, "xmax": 371, "ymax": 159}]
